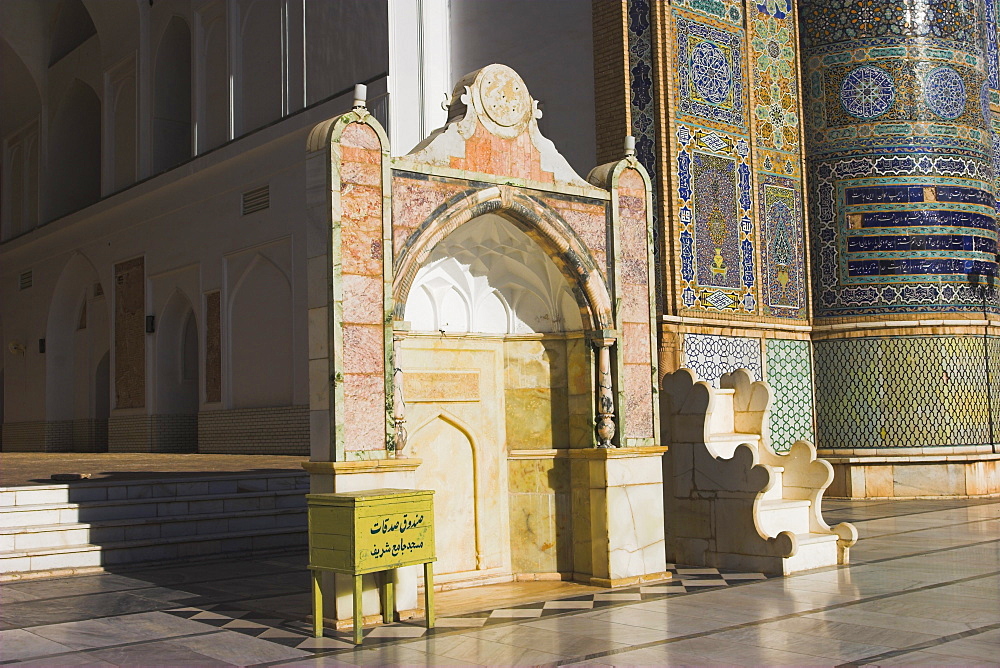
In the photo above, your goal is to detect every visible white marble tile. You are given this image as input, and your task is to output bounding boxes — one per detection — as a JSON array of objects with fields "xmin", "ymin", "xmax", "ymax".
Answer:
[
  {"xmin": 488, "ymin": 608, "xmax": 543, "ymax": 618},
  {"xmin": 433, "ymin": 617, "xmax": 490, "ymax": 627}
]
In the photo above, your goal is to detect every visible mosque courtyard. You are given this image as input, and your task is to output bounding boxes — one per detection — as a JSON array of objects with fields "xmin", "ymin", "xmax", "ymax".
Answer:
[{"xmin": 1, "ymin": 496, "xmax": 998, "ymax": 666}]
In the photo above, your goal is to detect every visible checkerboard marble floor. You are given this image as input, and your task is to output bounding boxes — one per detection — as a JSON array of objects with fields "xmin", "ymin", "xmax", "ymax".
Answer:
[
  {"xmin": 157, "ymin": 565, "xmax": 770, "ymax": 653},
  {"xmin": 2, "ymin": 497, "xmax": 998, "ymax": 666}
]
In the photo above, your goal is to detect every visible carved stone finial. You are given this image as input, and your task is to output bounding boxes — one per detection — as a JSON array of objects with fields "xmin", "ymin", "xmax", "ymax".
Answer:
[
  {"xmin": 352, "ymin": 83, "xmax": 367, "ymax": 109},
  {"xmin": 624, "ymin": 135, "xmax": 636, "ymax": 157}
]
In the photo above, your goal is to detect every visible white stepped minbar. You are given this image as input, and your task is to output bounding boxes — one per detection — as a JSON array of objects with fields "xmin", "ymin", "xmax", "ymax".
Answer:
[{"xmin": 662, "ymin": 367, "xmax": 857, "ymax": 575}]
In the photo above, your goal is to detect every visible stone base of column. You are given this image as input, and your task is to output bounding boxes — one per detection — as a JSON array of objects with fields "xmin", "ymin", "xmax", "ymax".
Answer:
[{"xmin": 569, "ymin": 447, "xmax": 669, "ymax": 587}]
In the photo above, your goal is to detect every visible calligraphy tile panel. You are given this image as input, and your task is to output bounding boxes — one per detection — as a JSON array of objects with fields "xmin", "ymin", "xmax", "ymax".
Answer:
[{"xmin": 799, "ymin": 0, "xmax": 999, "ymax": 317}]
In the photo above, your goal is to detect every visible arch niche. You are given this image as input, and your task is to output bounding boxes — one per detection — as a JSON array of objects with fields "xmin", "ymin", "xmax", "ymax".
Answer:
[
  {"xmin": 394, "ymin": 189, "xmax": 611, "ymax": 586},
  {"xmin": 153, "ymin": 290, "xmax": 198, "ymax": 451},
  {"xmin": 45, "ymin": 253, "xmax": 109, "ymax": 451}
]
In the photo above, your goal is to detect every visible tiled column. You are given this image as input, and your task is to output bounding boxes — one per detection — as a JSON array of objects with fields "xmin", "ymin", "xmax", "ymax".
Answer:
[{"xmin": 799, "ymin": 0, "xmax": 1000, "ymax": 495}]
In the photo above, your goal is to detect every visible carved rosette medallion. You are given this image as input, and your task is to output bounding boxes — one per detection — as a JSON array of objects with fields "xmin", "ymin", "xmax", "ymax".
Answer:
[{"xmin": 472, "ymin": 64, "xmax": 536, "ymax": 138}]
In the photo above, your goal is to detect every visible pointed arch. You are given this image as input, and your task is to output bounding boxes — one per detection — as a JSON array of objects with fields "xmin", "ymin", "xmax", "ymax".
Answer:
[
  {"xmin": 156, "ymin": 288, "xmax": 199, "ymax": 416},
  {"xmin": 238, "ymin": 0, "xmax": 282, "ymax": 132},
  {"xmin": 45, "ymin": 252, "xmax": 106, "ymax": 425},
  {"xmin": 408, "ymin": 409, "xmax": 482, "ymax": 574},
  {"xmin": 229, "ymin": 253, "xmax": 292, "ymax": 408},
  {"xmin": 393, "ymin": 186, "xmax": 613, "ymax": 332},
  {"xmin": 47, "ymin": 79, "xmax": 101, "ymax": 221},
  {"xmin": 49, "ymin": 0, "xmax": 96, "ymax": 65},
  {"xmin": 152, "ymin": 16, "xmax": 192, "ymax": 172}
]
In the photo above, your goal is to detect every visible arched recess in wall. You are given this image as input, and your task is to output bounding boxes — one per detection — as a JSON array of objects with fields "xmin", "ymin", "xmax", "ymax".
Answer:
[
  {"xmin": 398, "ymin": 206, "xmax": 599, "ymax": 581},
  {"xmin": 156, "ymin": 290, "xmax": 199, "ymax": 417},
  {"xmin": 113, "ymin": 74, "xmax": 137, "ymax": 190},
  {"xmin": 239, "ymin": 0, "xmax": 282, "ymax": 133},
  {"xmin": 405, "ymin": 214, "xmax": 583, "ymax": 335},
  {"xmin": 45, "ymin": 254, "xmax": 110, "ymax": 438},
  {"xmin": 408, "ymin": 411, "xmax": 478, "ymax": 575},
  {"xmin": 396, "ymin": 188, "xmax": 613, "ymax": 332},
  {"xmin": 47, "ymin": 80, "xmax": 101, "ymax": 221},
  {"xmin": 201, "ymin": 16, "xmax": 229, "ymax": 151},
  {"xmin": 49, "ymin": 0, "xmax": 96, "ymax": 65},
  {"xmin": 6, "ymin": 146, "xmax": 24, "ymax": 239},
  {"xmin": 152, "ymin": 16, "xmax": 192, "ymax": 173},
  {"xmin": 229, "ymin": 255, "xmax": 292, "ymax": 408},
  {"xmin": 1, "ymin": 35, "xmax": 42, "ymax": 240}
]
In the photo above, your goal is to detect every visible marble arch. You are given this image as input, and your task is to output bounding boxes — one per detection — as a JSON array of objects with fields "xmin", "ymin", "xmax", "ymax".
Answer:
[{"xmin": 392, "ymin": 185, "xmax": 614, "ymax": 333}]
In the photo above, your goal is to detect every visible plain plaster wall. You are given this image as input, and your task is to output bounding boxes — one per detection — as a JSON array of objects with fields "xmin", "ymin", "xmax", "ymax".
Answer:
[{"xmin": 450, "ymin": 0, "xmax": 596, "ymax": 177}]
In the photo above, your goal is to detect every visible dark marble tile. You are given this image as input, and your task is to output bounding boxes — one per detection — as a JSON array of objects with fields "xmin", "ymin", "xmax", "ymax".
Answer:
[
  {"xmin": 0, "ymin": 591, "xmax": 167, "ymax": 629},
  {"xmin": 0, "ymin": 629, "xmax": 75, "ymax": 662},
  {"xmin": 89, "ymin": 639, "xmax": 232, "ymax": 666}
]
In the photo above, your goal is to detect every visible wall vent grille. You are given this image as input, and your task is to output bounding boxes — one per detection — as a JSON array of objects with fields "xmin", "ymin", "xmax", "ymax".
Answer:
[
  {"xmin": 242, "ymin": 186, "xmax": 270, "ymax": 215},
  {"xmin": 19, "ymin": 270, "xmax": 32, "ymax": 290}
]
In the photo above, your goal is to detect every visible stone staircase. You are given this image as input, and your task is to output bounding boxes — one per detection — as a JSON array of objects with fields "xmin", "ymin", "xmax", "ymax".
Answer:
[
  {"xmin": 0, "ymin": 472, "xmax": 308, "ymax": 580},
  {"xmin": 662, "ymin": 368, "xmax": 857, "ymax": 575}
]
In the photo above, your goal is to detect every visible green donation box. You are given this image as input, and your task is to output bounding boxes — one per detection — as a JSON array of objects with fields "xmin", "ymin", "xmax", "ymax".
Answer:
[{"xmin": 307, "ymin": 489, "xmax": 435, "ymax": 644}]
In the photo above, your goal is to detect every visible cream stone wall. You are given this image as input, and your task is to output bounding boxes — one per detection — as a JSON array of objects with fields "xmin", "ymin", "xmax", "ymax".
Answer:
[
  {"xmin": 504, "ymin": 337, "xmax": 568, "ymax": 450},
  {"xmin": 401, "ymin": 334, "xmax": 511, "ymax": 586},
  {"xmin": 507, "ymin": 452, "xmax": 573, "ymax": 577}
]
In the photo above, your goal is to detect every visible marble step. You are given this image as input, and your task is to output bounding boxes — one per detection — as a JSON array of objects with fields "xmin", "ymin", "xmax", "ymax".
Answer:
[
  {"xmin": 762, "ymin": 467, "xmax": 784, "ymax": 501},
  {"xmin": 709, "ymin": 389, "xmax": 736, "ymax": 434},
  {"xmin": 757, "ymin": 498, "xmax": 812, "ymax": 537},
  {"xmin": 0, "ymin": 525, "xmax": 307, "ymax": 577},
  {"xmin": 706, "ymin": 432, "xmax": 761, "ymax": 459},
  {"xmin": 783, "ymin": 531, "xmax": 840, "ymax": 574},
  {"xmin": 0, "ymin": 506, "xmax": 306, "ymax": 552},
  {"xmin": 0, "ymin": 472, "xmax": 308, "ymax": 508},
  {"xmin": 0, "ymin": 488, "xmax": 306, "ymax": 528}
]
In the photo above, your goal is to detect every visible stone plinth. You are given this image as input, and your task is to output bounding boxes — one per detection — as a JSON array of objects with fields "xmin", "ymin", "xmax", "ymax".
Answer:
[
  {"xmin": 823, "ymin": 452, "xmax": 1000, "ymax": 498},
  {"xmin": 570, "ymin": 447, "xmax": 669, "ymax": 587}
]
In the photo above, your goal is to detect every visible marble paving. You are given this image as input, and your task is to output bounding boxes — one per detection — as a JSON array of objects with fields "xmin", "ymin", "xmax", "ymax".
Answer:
[{"xmin": 0, "ymin": 497, "xmax": 998, "ymax": 666}]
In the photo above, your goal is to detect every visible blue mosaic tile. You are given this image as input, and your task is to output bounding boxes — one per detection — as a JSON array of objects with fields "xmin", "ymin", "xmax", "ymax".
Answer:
[
  {"xmin": 675, "ymin": 14, "xmax": 747, "ymax": 130},
  {"xmin": 800, "ymin": 0, "xmax": 1000, "ymax": 317},
  {"xmin": 840, "ymin": 66, "xmax": 895, "ymax": 119}
]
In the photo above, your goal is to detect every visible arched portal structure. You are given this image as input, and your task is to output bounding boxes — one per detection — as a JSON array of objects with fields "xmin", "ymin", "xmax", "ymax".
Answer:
[{"xmin": 306, "ymin": 64, "xmax": 667, "ymax": 615}]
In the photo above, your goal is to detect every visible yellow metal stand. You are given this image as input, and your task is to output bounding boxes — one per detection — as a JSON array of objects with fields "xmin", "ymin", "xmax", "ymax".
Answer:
[{"xmin": 307, "ymin": 489, "xmax": 436, "ymax": 645}]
